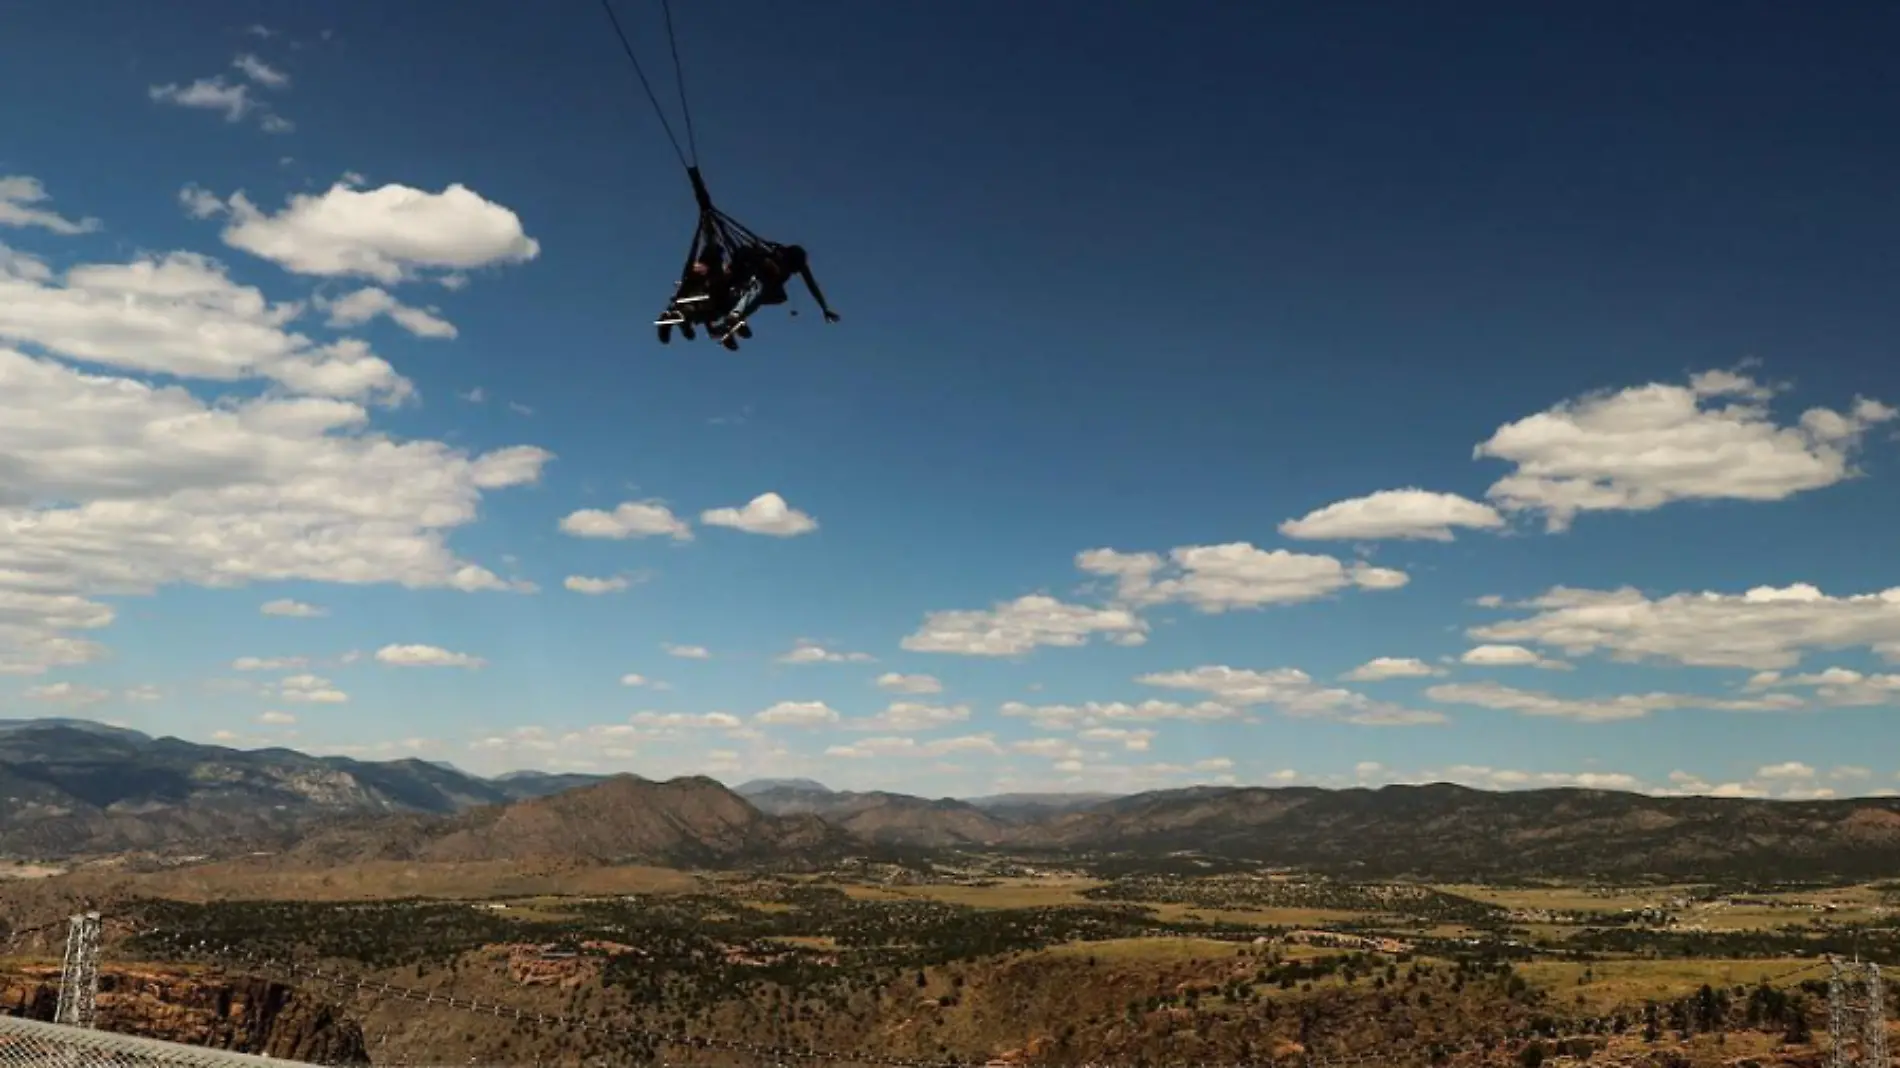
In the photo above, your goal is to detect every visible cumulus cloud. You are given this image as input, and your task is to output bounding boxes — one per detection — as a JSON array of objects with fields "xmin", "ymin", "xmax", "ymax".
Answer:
[
  {"xmin": 256, "ymin": 710, "xmax": 297, "ymax": 726},
  {"xmin": 663, "ymin": 643, "xmax": 710, "ymax": 660},
  {"xmin": 699, "ymin": 492, "xmax": 817, "ymax": 537},
  {"xmin": 277, "ymin": 673, "xmax": 347, "ymax": 703},
  {"xmin": 558, "ymin": 501, "xmax": 692, "ymax": 541},
  {"xmin": 1424, "ymin": 681, "xmax": 1802, "ymax": 723},
  {"xmin": 1745, "ymin": 666, "xmax": 1900, "ymax": 707},
  {"xmin": 1476, "ymin": 369, "xmax": 1895, "ymax": 531},
  {"xmin": 1280, "ymin": 489, "xmax": 1505, "ymax": 542},
  {"xmin": 1471, "ymin": 583, "xmax": 1900, "ymax": 670},
  {"xmin": 850, "ymin": 702, "xmax": 971, "ymax": 732},
  {"xmin": 1137, "ymin": 665, "xmax": 1447, "ymax": 726},
  {"xmin": 1342, "ymin": 657, "xmax": 1445, "ymax": 681},
  {"xmin": 374, "ymin": 644, "xmax": 486, "ymax": 669},
  {"xmin": 628, "ymin": 711, "xmax": 743, "ymax": 731},
  {"xmin": 196, "ymin": 181, "xmax": 540, "ymax": 284},
  {"xmin": 0, "ymin": 177, "xmax": 101, "ymax": 236},
  {"xmin": 902, "ymin": 594, "xmax": 1147, "ymax": 656},
  {"xmin": 231, "ymin": 54, "xmax": 289, "ymax": 89},
  {"xmin": 232, "ymin": 656, "xmax": 307, "ymax": 671},
  {"xmin": 826, "ymin": 734, "xmax": 1001, "ymax": 759},
  {"xmin": 22, "ymin": 681, "xmax": 110, "ymax": 706},
  {"xmin": 149, "ymin": 77, "xmax": 261, "ymax": 123},
  {"xmin": 0, "ymin": 244, "xmax": 412, "ymax": 402},
  {"xmin": 0, "ymin": 341, "xmax": 545, "ymax": 674},
  {"xmin": 318, "ymin": 287, "xmax": 457, "ymax": 339},
  {"xmin": 1078, "ymin": 543, "xmax": 1407, "ymax": 613},
  {"xmin": 1077, "ymin": 726, "xmax": 1156, "ymax": 752},
  {"xmin": 260, "ymin": 599, "xmax": 325, "ymax": 618},
  {"xmin": 777, "ymin": 640, "xmax": 873, "ymax": 665},
  {"xmin": 755, "ymin": 700, "xmax": 841, "ymax": 727},
  {"xmin": 1459, "ymin": 644, "xmax": 1571, "ymax": 671},
  {"xmin": 1000, "ymin": 699, "xmax": 1241, "ymax": 730},
  {"xmin": 564, "ymin": 575, "xmax": 629, "ymax": 595},
  {"xmin": 875, "ymin": 672, "xmax": 942, "ymax": 694}
]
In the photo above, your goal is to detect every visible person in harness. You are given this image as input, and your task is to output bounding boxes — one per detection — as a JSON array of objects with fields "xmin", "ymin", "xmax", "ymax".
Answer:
[{"xmin": 710, "ymin": 242, "xmax": 840, "ymax": 346}]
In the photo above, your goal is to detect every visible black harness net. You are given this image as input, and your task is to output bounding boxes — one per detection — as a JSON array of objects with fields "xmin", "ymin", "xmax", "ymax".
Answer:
[{"xmin": 658, "ymin": 168, "xmax": 779, "ymax": 330}]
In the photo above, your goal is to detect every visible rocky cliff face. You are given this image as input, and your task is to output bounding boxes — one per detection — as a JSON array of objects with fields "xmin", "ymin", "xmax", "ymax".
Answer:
[{"xmin": 0, "ymin": 964, "xmax": 369, "ymax": 1064}]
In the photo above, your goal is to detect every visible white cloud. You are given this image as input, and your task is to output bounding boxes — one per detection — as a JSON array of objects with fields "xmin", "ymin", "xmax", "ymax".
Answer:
[
  {"xmin": 203, "ymin": 182, "xmax": 540, "ymax": 284},
  {"xmin": 628, "ymin": 711, "xmax": 743, "ymax": 731},
  {"xmin": 22, "ymin": 681, "xmax": 109, "ymax": 706},
  {"xmin": 232, "ymin": 656, "xmax": 307, "ymax": 671},
  {"xmin": 261, "ymin": 599, "xmax": 325, "ymax": 618},
  {"xmin": 0, "ymin": 244, "xmax": 412, "ymax": 401},
  {"xmin": 875, "ymin": 672, "xmax": 942, "ymax": 695},
  {"xmin": 663, "ymin": 643, "xmax": 710, "ymax": 660},
  {"xmin": 277, "ymin": 673, "xmax": 347, "ymax": 703},
  {"xmin": 619, "ymin": 673, "xmax": 650, "ymax": 687},
  {"xmin": 827, "ymin": 734, "xmax": 1001, "ymax": 759},
  {"xmin": 0, "ymin": 177, "xmax": 101, "ymax": 236},
  {"xmin": 0, "ymin": 341, "xmax": 544, "ymax": 675},
  {"xmin": 374, "ymin": 644, "xmax": 486, "ymax": 669},
  {"xmin": 777, "ymin": 640, "xmax": 873, "ymax": 665},
  {"xmin": 1471, "ymin": 583, "xmax": 1900, "ymax": 671},
  {"xmin": 122, "ymin": 684, "xmax": 161, "ymax": 702},
  {"xmin": 256, "ymin": 710, "xmax": 296, "ymax": 726},
  {"xmin": 1280, "ymin": 489, "xmax": 1505, "ymax": 542},
  {"xmin": 755, "ymin": 700, "xmax": 841, "ymax": 727},
  {"xmin": 851, "ymin": 702, "xmax": 971, "ymax": 732},
  {"xmin": 1424, "ymin": 681, "xmax": 1803, "ymax": 723},
  {"xmin": 1136, "ymin": 665, "xmax": 1447, "ymax": 726},
  {"xmin": 1459, "ymin": 644, "xmax": 1571, "ymax": 671},
  {"xmin": 1001, "ymin": 699, "xmax": 1241, "ymax": 730},
  {"xmin": 232, "ymin": 54, "xmax": 289, "ymax": 89},
  {"xmin": 1342, "ymin": 656, "xmax": 1445, "ymax": 681},
  {"xmin": 149, "ymin": 77, "xmax": 258, "ymax": 122},
  {"xmin": 1756, "ymin": 761, "xmax": 1815, "ymax": 781},
  {"xmin": 1077, "ymin": 726, "xmax": 1156, "ymax": 752},
  {"xmin": 1476, "ymin": 370, "xmax": 1895, "ymax": 531},
  {"xmin": 699, "ymin": 492, "xmax": 817, "ymax": 537},
  {"xmin": 558, "ymin": 501, "xmax": 693, "ymax": 541},
  {"xmin": 902, "ymin": 594, "xmax": 1147, "ymax": 656},
  {"xmin": 1012, "ymin": 737, "xmax": 1085, "ymax": 760},
  {"xmin": 319, "ymin": 287, "xmax": 457, "ymax": 339},
  {"xmin": 1077, "ymin": 543, "xmax": 1407, "ymax": 613},
  {"xmin": 564, "ymin": 575, "xmax": 630, "ymax": 595},
  {"xmin": 1745, "ymin": 667, "xmax": 1900, "ymax": 707}
]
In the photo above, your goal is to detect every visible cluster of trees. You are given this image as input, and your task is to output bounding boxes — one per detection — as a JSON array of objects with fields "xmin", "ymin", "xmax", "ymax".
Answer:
[{"xmin": 1082, "ymin": 875, "xmax": 1507, "ymax": 925}]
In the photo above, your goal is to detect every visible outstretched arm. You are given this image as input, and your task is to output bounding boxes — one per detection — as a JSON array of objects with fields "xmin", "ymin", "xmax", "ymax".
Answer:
[{"xmin": 796, "ymin": 264, "xmax": 840, "ymax": 322}]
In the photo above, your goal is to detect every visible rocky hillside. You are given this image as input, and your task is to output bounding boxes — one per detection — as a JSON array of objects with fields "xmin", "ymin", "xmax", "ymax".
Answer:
[
  {"xmin": 279, "ymin": 774, "xmax": 865, "ymax": 870},
  {"xmin": 0, "ymin": 963, "xmax": 368, "ymax": 1063},
  {"xmin": 742, "ymin": 784, "xmax": 1016, "ymax": 847},
  {"xmin": 0, "ymin": 720, "xmax": 603, "ymax": 858}
]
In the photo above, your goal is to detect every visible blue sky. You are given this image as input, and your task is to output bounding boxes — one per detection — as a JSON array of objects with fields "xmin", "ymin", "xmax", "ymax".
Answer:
[{"xmin": 2, "ymin": 1, "xmax": 1898, "ymax": 800}]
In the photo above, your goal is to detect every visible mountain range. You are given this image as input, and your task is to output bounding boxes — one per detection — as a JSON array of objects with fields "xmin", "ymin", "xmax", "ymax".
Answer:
[{"xmin": 6, "ymin": 718, "xmax": 1900, "ymax": 880}]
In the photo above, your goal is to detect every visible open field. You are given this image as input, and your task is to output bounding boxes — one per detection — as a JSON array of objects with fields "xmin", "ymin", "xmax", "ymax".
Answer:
[{"xmin": 1517, "ymin": 958, "xmax": 1823, "ymax": 1013}]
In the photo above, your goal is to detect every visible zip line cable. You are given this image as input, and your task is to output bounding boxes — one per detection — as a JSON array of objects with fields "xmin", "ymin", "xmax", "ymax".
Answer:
[
  {"xmin": 597, "ymin": 0, "xmax": 696, "ymax": 171},
  {"xmin": 660, "ymin": 0, "xmax": 700, "ymax": 166}
]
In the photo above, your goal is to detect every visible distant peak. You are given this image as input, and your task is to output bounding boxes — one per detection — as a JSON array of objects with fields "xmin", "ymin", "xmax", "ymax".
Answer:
[{"xmin": 733, "ymin": 777, "xmax": 831, "ymax": 796}]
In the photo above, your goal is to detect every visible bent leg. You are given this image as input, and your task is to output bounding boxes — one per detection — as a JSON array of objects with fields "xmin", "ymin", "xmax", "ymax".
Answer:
[{"xmin": 717, "ymin": 275, "xmax": 766, "ymax": 332}]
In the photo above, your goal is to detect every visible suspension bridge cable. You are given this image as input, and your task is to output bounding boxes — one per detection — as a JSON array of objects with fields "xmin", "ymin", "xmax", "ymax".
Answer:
[{"xmin": 597, "ymin": 0, "xmax": 693, "ymax": 171}]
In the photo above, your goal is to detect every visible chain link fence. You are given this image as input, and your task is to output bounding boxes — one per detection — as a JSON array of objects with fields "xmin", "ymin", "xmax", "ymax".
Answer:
[{"xmin": 0, "ymin": 1014, "xmax": 312, "ymax": 1066}]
